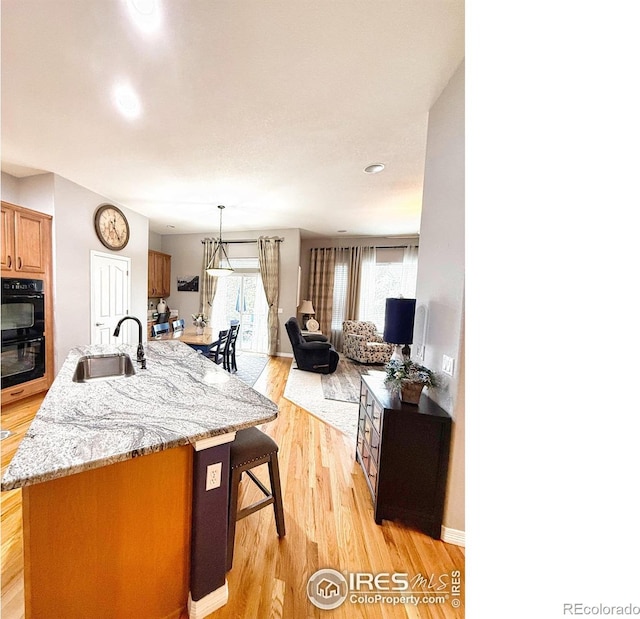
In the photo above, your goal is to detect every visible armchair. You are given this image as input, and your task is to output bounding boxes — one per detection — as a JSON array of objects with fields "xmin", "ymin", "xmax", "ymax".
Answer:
[
  {"xmin": 342, "ymin": 320, "xmax": 393, "ymax": 365},
  {"xmin": 285, "ymin": 317, "xmax": 339, "ymax": 374}
]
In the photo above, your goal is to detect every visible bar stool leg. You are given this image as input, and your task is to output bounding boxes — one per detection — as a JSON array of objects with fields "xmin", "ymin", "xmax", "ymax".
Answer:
[{"xmin": 269, "ymin": 455, "xmax": 286, "ymax": 537}]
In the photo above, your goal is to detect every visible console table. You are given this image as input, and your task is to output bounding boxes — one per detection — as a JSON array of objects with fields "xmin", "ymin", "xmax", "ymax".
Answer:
[{"xmin": 356, "ymin": 373, "xmax": 452, "ymax": 539}]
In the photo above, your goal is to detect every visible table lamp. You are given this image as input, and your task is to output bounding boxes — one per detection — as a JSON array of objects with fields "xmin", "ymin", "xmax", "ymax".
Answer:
[
  {"xmin": 383, "ymin": 298, "xmax": 416, "ymax": 362},
  {"xmin": 298, "ymin": 300, "xmax": 316, "ymax": 329}
]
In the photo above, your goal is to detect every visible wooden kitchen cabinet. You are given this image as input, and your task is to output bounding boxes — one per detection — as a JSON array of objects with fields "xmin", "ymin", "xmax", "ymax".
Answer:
[
  {"xmin": 1, "ymin": 201, "xmax": 51, "ymax": 276},
  {"xmin": 1, "ymin": 201, "xmax": 54, "ymax": 405},
  {"xmin": 356, "ymin": 373, "xmax": 452, "ymax": 539},
  {"xmin": 147, "ymin": 250, "xmax": 171, "ymax": 298}
]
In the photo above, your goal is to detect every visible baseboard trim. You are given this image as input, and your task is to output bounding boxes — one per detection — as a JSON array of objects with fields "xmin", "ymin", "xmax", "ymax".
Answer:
[
  {"xmin": 276, "ymin": 352, "xmax": 294, "ymax": 358},
  {"xmin": 441, "ymin": 526, "xmax": 465, "ymax": 547},
  {"xmin": 188, "ymin": 581, "xmax": 229, "ymax": 618}
]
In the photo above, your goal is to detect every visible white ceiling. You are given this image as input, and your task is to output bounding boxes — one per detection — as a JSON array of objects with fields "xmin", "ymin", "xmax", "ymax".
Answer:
[{"xmin": 1, "ymin": 0, "xmax": 464, "ymax": 238}]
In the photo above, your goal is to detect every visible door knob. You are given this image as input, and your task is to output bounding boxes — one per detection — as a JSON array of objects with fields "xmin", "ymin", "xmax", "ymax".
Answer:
[{"xmin": 95, "ymin": 322, "xmax": 104, "ymax": 326}]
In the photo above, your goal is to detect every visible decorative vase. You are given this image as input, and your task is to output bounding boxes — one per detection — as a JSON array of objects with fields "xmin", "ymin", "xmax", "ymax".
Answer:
[
  {"xmin": 195, "ymin": 325, "xmax": 204, "ymax": 335},
  {"xmin": 400, "ymin": 380, "xmax": 425, "ymax": 405},
  {"xmin": 157, "ymin": 298, "xmax": 167, "ymax": 313}
]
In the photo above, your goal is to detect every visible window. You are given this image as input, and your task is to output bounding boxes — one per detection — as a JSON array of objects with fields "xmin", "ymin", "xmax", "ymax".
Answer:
[
  {"xmin": 358, "ymin": 247, "xmax": 418, "ymax": 331},
  {"xmin": 331, "ymin": 262, "xmax": 348, "ymax": 332}
]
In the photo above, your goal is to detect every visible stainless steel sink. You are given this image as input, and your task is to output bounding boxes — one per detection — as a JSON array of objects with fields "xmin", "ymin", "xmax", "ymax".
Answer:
[{"xmin": 72, "ymin": 353, "xmax": 136, "ymax": 383}]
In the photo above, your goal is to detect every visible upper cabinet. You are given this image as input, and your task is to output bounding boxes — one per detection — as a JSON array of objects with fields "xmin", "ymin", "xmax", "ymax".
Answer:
[
  {"xmin": 1, "ymin": 201, "xmax": 52, "ymax": 276},
  {"xmin": 148, "ymin": 250, "xmax": 171, "ymax": 298}
]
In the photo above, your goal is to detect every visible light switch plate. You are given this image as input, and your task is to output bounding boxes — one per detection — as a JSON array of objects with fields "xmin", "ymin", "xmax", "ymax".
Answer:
[
  {"xmin": 442, "ymin": 354, "xmax": 454, "ymax": 377},
  {"xmin": 206, "ymin": 462, "xmax": 223, "ymax": 491}
]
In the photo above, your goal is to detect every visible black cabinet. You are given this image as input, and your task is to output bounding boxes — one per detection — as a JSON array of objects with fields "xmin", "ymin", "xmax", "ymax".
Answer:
[{"xmin": 356, "ymin": 373, "xmax": 452, "ymax": 539}]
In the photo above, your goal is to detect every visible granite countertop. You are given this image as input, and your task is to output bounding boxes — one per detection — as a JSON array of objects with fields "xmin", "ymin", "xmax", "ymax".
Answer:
[{"xmin": 1, "ymin": 341, "xmax": 278, "ymax": 491}]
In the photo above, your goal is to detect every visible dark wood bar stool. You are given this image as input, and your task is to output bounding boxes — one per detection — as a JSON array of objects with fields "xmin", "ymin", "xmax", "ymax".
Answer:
[{"xmin": 227, "ymin": 427, "xmax": 285, "ymax": 570}]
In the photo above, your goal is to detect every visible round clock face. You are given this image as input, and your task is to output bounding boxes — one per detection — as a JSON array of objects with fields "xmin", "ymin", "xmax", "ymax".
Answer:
[
  {"xmin": 306, "ymin": 318, "xmax": 320, "ymax": 332},
  {"xmin": 94, "ymin": 204, "xmax": 130, "ymax": 250}
]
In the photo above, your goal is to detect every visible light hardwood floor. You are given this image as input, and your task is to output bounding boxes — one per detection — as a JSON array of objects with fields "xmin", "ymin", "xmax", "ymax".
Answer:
[{"xmin": 1, "ymin": 356, "xmax": 464, "ymax": 618}]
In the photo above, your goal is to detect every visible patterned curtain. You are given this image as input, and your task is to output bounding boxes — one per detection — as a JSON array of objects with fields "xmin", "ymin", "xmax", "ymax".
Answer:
[
  {"xmin": 200, "ymin": 240, "xmax": 219, "ymax": 318},
  {"xmin": 257, "ymin": 237, "xmax": 280, "ymax": 356},
  {"xmin": 308, "ymin": 246, "xmax": 375, "ymax": 350},
  {"xmin": 308, "ymin": 248, "xmax": 336, "ymax": 338}
]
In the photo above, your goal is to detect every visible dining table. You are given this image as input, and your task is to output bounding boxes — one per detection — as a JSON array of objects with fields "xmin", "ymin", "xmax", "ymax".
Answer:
[{"xmin": 153, "ymin": 326, "xmax": 220, "ymax": 354}]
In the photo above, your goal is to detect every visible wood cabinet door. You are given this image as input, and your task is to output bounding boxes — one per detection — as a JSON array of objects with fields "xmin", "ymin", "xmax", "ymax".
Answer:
[
  {"xmin": 160, "ymin": 253, "xmax": 171, "ymax": 296},
  {"xmin": 15, "ymin": 210, "xmax": 48, "ymax": 273},
  {"xmin": 148, "ymin": 251, "xmax": 171, "ymax": 298},
  {"xmin": 1, "ymin": 206, "xmax": 15, "ymax": 273},
  {"xmin": 147, "ymin": 251, "xmax": 157, "ymax": 296}
]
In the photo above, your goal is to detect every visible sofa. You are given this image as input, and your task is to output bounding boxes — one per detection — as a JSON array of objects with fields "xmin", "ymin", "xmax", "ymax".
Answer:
[
  {"xmin": 342, "ymin": 320, "xmax": 393, "ymax": 365},
  {"xmin": 285, "ymin": 317, "xmax": 339, "ymax": 374}
]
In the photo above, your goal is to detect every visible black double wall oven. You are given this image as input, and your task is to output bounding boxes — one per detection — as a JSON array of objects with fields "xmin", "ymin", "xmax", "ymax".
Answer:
[{"xmin": 1, "ymin": 278, "xmax": 46, "ymax": 390}]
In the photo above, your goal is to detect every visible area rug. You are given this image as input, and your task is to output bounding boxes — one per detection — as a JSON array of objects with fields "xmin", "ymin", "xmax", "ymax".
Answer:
[
  {"xmin": 233, "ymin": 352, "xmax": 269, "ymax": 387},
  {"xmin": 284, "ymin": 366, "xmax": 359, "ymax": 443},
  {"xmin": 283, "ymin": 358, "xmax": 385, "ymax": 444},
  {"xmin": 321, "ymin": 357, "xmax": 382, "ymax": 403}
]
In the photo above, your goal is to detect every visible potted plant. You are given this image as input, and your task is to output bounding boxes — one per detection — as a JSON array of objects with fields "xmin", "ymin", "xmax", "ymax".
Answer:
[
  {"xmin": 384, "ymin": 358, "xmax": 435, "ymax": 405},
  {"xmin": 191, "ymin": 312, "xmax": 208, "ymax": 334}
]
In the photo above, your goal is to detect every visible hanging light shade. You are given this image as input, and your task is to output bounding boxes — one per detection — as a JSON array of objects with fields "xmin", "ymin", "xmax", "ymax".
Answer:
[{"xmin": 206, "ymin": 205, "xmax": 234, "ymax": 277}]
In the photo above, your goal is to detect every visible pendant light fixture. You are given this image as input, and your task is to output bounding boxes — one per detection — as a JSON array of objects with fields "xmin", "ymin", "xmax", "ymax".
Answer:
[{"xmin": 205, "ymin": 205, "xmax": 234, "ymax": 277}]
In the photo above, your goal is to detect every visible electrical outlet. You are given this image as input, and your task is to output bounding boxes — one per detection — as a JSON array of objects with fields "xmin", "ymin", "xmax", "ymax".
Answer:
[
  {"xmin": 206, "ymin": 462, "xmax": 222, "ymax": 491},
  {"xmin": 442, "ymin": 354, "xmax": 454, "ymax": 377}
]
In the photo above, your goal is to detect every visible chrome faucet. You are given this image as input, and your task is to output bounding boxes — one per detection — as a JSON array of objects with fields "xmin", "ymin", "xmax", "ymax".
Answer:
[{"xmin": 113, "ymin": 316, "xmax": 146, "ymax": 369}]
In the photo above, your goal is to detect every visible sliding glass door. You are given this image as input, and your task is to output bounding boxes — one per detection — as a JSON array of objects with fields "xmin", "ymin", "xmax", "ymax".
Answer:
[{"xmin": 210, "ymin": 261, "xmax": 268, "ymax": 354}]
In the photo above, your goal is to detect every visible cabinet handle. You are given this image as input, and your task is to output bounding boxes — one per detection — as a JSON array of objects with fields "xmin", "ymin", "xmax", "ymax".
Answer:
[
  {"xmin": 7, "ymin": 255, "xmax": 11, "ymax": 268},
  {"xmin": 10, "ymin": 389, "xmax": 25, "ymax": 396},
  {"xmin": 95, "ymin": 322, "xmax": 104, "ymax": 326},
  {"xmin": 17, "ymin": 257, "xmax": 22, "ymax": 269}
]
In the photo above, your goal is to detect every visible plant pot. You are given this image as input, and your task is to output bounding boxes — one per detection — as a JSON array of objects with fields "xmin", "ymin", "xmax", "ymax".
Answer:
[
  {"xmin": 195, "ymin": 326, "xmax": 204, "ymax": 335},
  {"xmin": 400, "ymin": 381, "xmax": 425, "ymax": 405}
]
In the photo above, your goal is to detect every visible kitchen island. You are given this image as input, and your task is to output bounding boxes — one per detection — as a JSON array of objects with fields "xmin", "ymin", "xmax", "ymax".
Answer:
[{"xmin": 1, "ymin": 340, "xmax": 279, "ymax": 619}]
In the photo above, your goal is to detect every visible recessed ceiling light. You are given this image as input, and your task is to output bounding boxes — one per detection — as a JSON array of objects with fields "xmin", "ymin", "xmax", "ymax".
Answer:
[
  {"xmin": 364, "ymin": 163, "xmax": 385, "ymax": 174},
  {"xmin": 113, "ymin": 83, "xmax": 142, "ymax": 119},
  {"xmin": 125, "ymin": 0, "xmax": 162, "ymax": 34}
]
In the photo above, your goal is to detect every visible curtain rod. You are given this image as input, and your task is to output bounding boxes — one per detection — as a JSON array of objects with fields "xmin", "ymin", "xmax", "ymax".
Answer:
[
  {"xmin": 313, "ymin": 244, "xmax": 418, "ymax": 250},
  {"xmin": 201, "ymin": 238, "xmax": 283, "ymax": 244}
]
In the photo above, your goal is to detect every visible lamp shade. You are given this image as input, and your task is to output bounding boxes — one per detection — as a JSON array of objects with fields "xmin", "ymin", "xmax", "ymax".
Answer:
[
  {"xmin": 298, "ymin": 300, "xmax": 315, "ymax": 315},
  {"xmin": 383, "ymin": 298, "xmax": 416, "ymax": 344}
]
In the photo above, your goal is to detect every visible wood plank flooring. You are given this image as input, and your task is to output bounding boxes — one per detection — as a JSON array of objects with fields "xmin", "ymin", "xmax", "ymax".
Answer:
[{"xmin": 1, "ymin": 356, "xmax": 464, "ymax": 618}]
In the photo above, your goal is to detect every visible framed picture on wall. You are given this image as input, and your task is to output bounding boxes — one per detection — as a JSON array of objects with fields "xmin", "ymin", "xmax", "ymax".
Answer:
[{"xmin": 177, "ymin": 275, "xmax": 199, "ymax": 292}]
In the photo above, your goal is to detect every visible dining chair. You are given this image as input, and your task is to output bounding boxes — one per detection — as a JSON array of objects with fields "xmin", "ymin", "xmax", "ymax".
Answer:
[
  {"xmin": 208, "ymin": 329, "xmax": 229, "ymax": 366},
  {"xmin": 226, "ymin": 323, "xmax": 240, "ymax": 372},
  {"xmin": 152, "ymin": 322, "xmax": 170, "ymax": 337},
  {"xmin": 172, "ymin": 318, "xmax": 185, "ymax": 331}
]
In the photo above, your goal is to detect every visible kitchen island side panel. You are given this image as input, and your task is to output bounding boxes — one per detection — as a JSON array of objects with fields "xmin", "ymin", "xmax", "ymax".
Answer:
[{"xmin": 22, "ymin": 445, "xmax": 192, "ymax": 619}]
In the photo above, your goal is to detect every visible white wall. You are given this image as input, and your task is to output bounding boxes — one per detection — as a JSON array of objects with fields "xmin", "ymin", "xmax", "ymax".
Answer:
[
  {"xmin": 1, "ymin": 172, "xmax": 20, "ymax": 203},
  {"xmin": 148, "ymin": 231, "xmax": 162, "ymax": 252},
  {"xmin": 160, "ymin": 227, "xmax": 301, "ymax": 355},
  {"xmin": 416, "ymin": 60, "xmax": 465, "ymax": 533},
  {"xmin": 52, "ymin": 175, "xmax": 149, "ymax": 368},
  {"xmin": 1, "ymin": 171, "xmax": 55, "ymax": 215}
]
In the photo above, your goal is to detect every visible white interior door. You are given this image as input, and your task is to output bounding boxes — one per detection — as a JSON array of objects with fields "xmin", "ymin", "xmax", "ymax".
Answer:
[{"xmin": 91, "ymin": 251, "xmax": 131, "ymax": 345}]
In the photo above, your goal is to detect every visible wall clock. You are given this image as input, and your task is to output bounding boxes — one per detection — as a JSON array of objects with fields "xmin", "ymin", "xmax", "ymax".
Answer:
[{"xmin": 94, "ymin": 204, "xmax": 130, "ymax": 250}]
